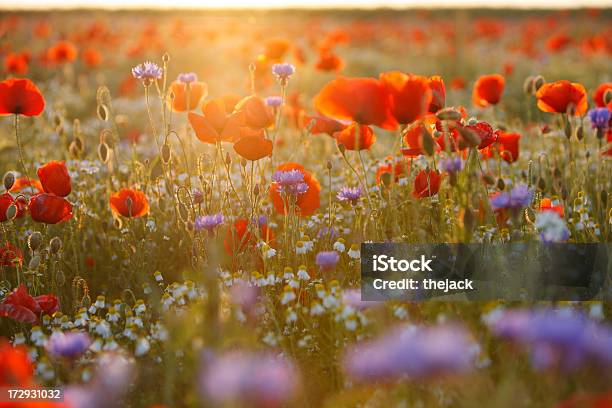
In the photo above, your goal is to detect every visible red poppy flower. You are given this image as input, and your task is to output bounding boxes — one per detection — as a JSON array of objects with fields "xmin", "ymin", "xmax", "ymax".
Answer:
[
  {"xmin": 0, "ymin": 284, "xmax": 59, "ymax": 324},
  {"xmin": 4, "ymin": 52, "xmax": 29, "ymax": 75},
  {"xmin": 0, "ymin": 339, "xmax": 34, "ymax": 386},
  {"xmin": 0, "ymin": 242, "xmax": 23, "ymax": 267},
  {"xmin": 536, "ymin": 80, "xmax": 588, "ymax": 116},
  {"xmin": 380, "ymin": 71, "xmax": 432, "ymax": 125},
  {"xmin": 47, "ymin": 41, "xmax": 77, "ymax": 64},
  {"xmin": 0, "ymin": 193, "xmax": 15, "ymax": 222},
  {"xmin": 169, "ymin": 80, "xmax": 208, "ymax": 112},
  {"xmin": 9, "ymin": 177, "xmax": 42, "ymax": 194},
  {"xmin": 233, "ymin": 134, "xmax": 273, "ymax": 161},
  {"xmin": 0, "ymin": 78, "xmax": 45, "ymax": 117},
  {"xmin": 540, "ymin": 198, "xmax": 564, "ymax": 218},
  {"xmin": 464, "ymin": 121, "xmax": 499, "ymax": 150},
  {"xmin": 109, "ymin": 189, "xmax": 149, "ymax": 218},
  {"xmin": 223, "ymin": 219, "xmax": 274, "ymax": 256},
  {"xmin": 81, "ymin": 47, "xmax": 102, "ymax": 68},
  {"xmin": 334, "ymin": 123, "xmax": 375, "ymax": 151},
  {"xmin": 451, "ymin": 77, "xmax": 466, "ymax": 90},
  {"xmin": 29, "ymin": 193, "xmax": 72, "ymax": 224},
  {"xmin": 264, "ymin": 38, "xmax": 291, "ymax": 61},
  {"xmin": 376, "ymin": 159, "xmax": 410, "ymax": 185},
  {"xmin": 234, "ymin": 95, "xmax": 273, "ymax": 129},
  {"xmin": 592, "ymin": 83, "xmax": 612, "ymax": 109},
  {"xmin": 189, "ymin": 98, "xmax": 245, "ymax": 144},
  {"xmin": 546, "ymin": 33, "xmax": 572, "ymax": 53},
  {"xmin": 401, "ymin": 120, "xmax": 441, "ymax": 157},
  {"xmin": 302, "ymin": 114, "xmax": 347, "ymax": 136},
  {"xmin": 314, "ymin": 76, "xmax": 397, "ymax": 130},
  {"xmin": 270, "ymin": 162, "xmax": 321, "ymax": 217},
  {"xmin": 428, "ymin": 76, "xmax": 446, "ymax": 113},
  {"xmin": 413, "ymin": 169, "xmax": 442, "ymax": 198},
  {"xmin": 315, "ymin": 52, "xmax": 344, "ymax": 72},
  {"xmin": 493, "ymin": 132, "xmax": 521, "ymax": 163},
  {"xmin": 37, "ymin": 161, "xmax": 71, "ymax": 197},
  {"xmin": 472, "ymin": 74, "xmax": 505, "ymax": 108}
]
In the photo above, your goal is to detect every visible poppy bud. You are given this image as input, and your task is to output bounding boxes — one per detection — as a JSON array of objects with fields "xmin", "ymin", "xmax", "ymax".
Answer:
[
  {"xmin": 28, "ymin": 232, "xmax": 43, "ymax": 251},
  {"xmin": 576, "ymin": 126, "xmax": 584, "ymax": 141},
  {"xmin": 553, "ymin": 167, "xmax": 562, "ymax": 178},
  {"xmin": 337, "ymin": 143, "xmax": 346, "ymax": 154},
  {"xmin": 5, "ymin": 203, "xmax": 17, "ymax": 221},
  {"xmin": 97, "ymin": 104, "xmax": 109, "ymax": 121},
  {"xmin": 604, "ymin": 89, "xmax": 612, "ymax": 106},
  {"xmin": 496, "ymin": 178, "xmax": 505, "ymax": 191},
  {"xmin": 533, "ymin": 75, "xmax": 545, "ymax": 92},
  {"xmin": 49, "ymin": 237, "xmax": 63, "ymax": 254},
  {"xmin": 566, "ymin": 103, "xmax": 576, "ymax": 117},
  {"xmin": 537, "ymin": 177, "xmax": 546, "ymax": 191},
  {"xmin": 240, "ymin": 158, "xmax": 247, "ymax": 168},
  {"xmin": 162, "ymin": 53, "xmax": 170, "ymax": 63},
  {"xmin": 28, "ymin": 255, "xmax": 41, "ymax": 271},
  {"xmin": 467, "ymin": 118, "xmax": 478, "ymax": 126},
  {"xmin": 178, "ymin": 203, "xmax": 189, "ymax": 222},
  {"xmin": 458, "ymin": 127, "xmax": 480, "ymax": 148},
  {"xmin": 98, "ymin": 142, "xmax": 110, "ymax": 163},
  {"xmin": 326, "ymin": 159, "xmax": 333, "ymax": 170},
  {"xmin": 3, "ymin": 172, "xmax": 15, "ymax": 191},
  {"xmin": 69, "ymin": 141, "xmax": 81, "ymax": 159},
  {"xmin": 522, "ymin": 76, "xmax": 535, "ymax": 95},
  {"xmin": 161, "ymin": 143, "xmax": 171, "ymax": 164},
  {"xmin": 225, "ymin": 152, "xmax": 231, "ymax": 166},
  {"xmin": 53, "ymin": 115, "xmax": 62, "ymax": 128},
  {"xmin": 564, "ymin": 119, "xmax": 572, "ymax": 139},
  {"xmin": 436, "ymin": 108, "xmax": 462, "ymax": 121},
  {"xmin": 253, "ymin": 184, "xmax": 260, "ymax": 197}
]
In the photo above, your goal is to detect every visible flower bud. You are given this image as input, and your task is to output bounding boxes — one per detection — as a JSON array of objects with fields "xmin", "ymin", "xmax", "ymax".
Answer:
[
  {"xmin": 49, "ymin": 237, "xmax": 63, "ymax": 254},
  {"xmin": 3, "ymin": 172, "xmax": 15, "ymax": 191},
  {"xmin": 5, "ymin": 204, "xmax": 17, "ymax": 221},
  {"xmin": 604, "ymin": 89, "xmax": 612, "ymax": 106},
  {"xmin": 533, "ymin": 75, "xmax": 545, "ymax": 92},
  {"xmin": 523, "ymin": 76, "xmax": 535, "ymax": 95},
  {"xmin": 28, "ymin": 232, "xmax": 43, "ymax": 251},
  {"xmin": 28, "ymin": 255, "xmax": 41, "ymax": 271},
  {"xmin": 436, "ymin": 108, "xmax": 462, "ymax": 121},
  {"xmin": 161, "ymin": 143, "xmax": 171, "ymax": 164}
]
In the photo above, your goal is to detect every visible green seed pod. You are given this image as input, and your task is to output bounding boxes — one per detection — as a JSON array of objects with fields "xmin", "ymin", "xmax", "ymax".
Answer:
[
  {"xmin": 421, "ymin": 127, "xmax": 435, "ymax": 156},
  {"xmin": 3, "ymin": 172, "xmax": 15, "ymax": 191},
  {"xmin": 49, "ymin": 237, "xmax": 63, "ymax": 254},
  {"xmin": 28, "ymin": 232, "xmax": 43, "ymax": 251},
  {"xmin": 458, "ymin": 127, "xmax": 480, "ymax": 148}
]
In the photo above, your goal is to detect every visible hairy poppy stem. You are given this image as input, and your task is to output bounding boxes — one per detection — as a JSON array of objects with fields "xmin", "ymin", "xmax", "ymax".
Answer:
[{"xmin": 13, "ymin": 115, "xmax": 33, "ymax": 190}]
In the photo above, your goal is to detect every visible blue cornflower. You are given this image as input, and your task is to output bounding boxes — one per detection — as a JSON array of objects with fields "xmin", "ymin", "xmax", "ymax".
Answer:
[
  {"xmin": 271, "ymin": 63, "xmax": 295, "ymax": 81},
  {"xmin": 177, "ymin": 72, "xmax": 198, "ymax": 84},
  {"xmin": 131, "ymin": 61, "xmax": 163, "ymax": 81},
  {"xmin": 440, "ymin": 156, "xmax": 463, "ymax": 174},
  {"xmin": 337, "ymin": 187, "xmax": 362, "ymax": 205},
  {"xmin": 194, "ymin": 213, "xmax": 224, "ymax": 232},
  {"xmin": 272, "ymin": 170, "xmax": 308, "ymax": 195},
  {"xmin": 490, "ymin": 184, "xmax": 534, "ymax": 210},
  {"xmin": 587, "ymin": 108, "xmax": 611, "ymax": 131}
]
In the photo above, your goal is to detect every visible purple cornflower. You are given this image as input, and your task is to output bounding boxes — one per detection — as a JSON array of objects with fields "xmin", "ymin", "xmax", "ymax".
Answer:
[
  {"xmin": 588, "ymin": 108, "xmax": 611, "ymax": 131},
  {"xmin": 131, "ymin": 61, "xmax": 163, "ymax": 81},
  {"xmin": 344, "ymin": 324, "xmax": 477, "ymax": 381},
  {"xmin": 488, "ymin": 309, "xmax": 612, "ymax": 371},
  {"xmin": 489, "ymin": 184, "xmax": 534, "ymax": 211},
  {"xmin": 194, "ymin": 213, "xmax": 224, "ymax": 232},
  {"xmin": 440, "ymin": 156, "xmax": 463, "ymax": 174},
  {"xmin": 272, "ymin": 170, "xmax": 309, "ymax": 195},
  {"xmin": 200, "ymin": 351, "xmax": 298, "ymax": 406},
  {"xmin": 271, "ymin": 63, "xmax": 295, "ymax": 81},
  {"xmin": 46, "ymin": 331, "xmax": 90, "ymax": 359},
  {"xmin": 265, "ymin": 96, "xmax": 283, "ymax": 107},
  {"xmin": 177, "ymin": 72, "xmax": 198, "ymax": 84},
  {"xmin": 315, "ymin": 251, "xmax": 340, "ymax": 272},
  {"xmin": 337, "ymin": 186, "xmax": 362, "ymax": 205}
]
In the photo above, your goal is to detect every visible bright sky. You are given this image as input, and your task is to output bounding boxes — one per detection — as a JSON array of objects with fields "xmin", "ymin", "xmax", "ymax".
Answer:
[{"xmin": 2, "ymin": 0, "xmax": 611, "ymax": 8}]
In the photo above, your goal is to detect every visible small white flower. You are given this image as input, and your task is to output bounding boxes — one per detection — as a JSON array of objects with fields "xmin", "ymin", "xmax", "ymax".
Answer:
[
  {"xmin": 135, "ymin": 337, "xmax": 150, "ymax": 356},
  {"xmin": 348, "ymin": 244, "xmax": 360, "ymax": 259},
  {"xmin": 281, "ymin": 287, "xmax": 296, "ymax": 305},
  {"xmin": 310, "ymin": 302, "xmax": 325, "ymax": 316},
  {"xmin": 263, "ymin": 331, "xmax": 278, "ymax": 346},
  {"xmin": 333, "ymin": 240, "xmax": 346, "ymax": 252},
  {"xmin": 297, "ymin": 267, "xmax": 310, "ymax": 281}
]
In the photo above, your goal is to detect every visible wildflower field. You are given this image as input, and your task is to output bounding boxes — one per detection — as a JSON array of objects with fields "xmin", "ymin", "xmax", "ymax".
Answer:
[{"xmin": 0, "ymin": 8, "xmax": 611, "ymax": 408}]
